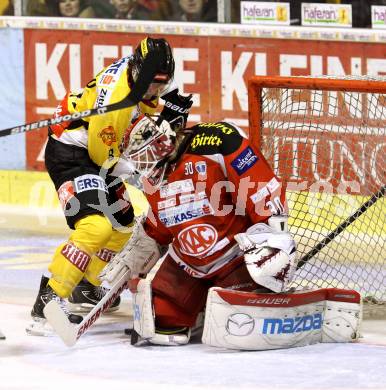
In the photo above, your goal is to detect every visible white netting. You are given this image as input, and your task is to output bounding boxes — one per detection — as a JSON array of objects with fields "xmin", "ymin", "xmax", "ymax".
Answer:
[{"xmin": 252, "ymin": 76, "xmax": 386, "ymax": 304}]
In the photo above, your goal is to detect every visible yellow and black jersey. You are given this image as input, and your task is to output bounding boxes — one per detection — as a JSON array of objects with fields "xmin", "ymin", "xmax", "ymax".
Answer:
[{"xmin": 51, "ymin": 56, "xmax": 158, "ymax": 169}]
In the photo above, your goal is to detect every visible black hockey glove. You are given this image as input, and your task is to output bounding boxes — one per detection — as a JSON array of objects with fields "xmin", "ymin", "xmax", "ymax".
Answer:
[{"xmin": 160, "ymin": 89, "xmax": 193, "ymax": 131}]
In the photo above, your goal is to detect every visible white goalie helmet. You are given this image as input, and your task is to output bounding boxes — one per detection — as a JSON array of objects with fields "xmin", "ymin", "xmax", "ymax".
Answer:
[{"xmin": 120, "ymin": 114, "xmax": 176, "ymax": 186}]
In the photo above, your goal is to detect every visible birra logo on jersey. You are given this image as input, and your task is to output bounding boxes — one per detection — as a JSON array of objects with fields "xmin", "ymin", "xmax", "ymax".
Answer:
[
  {"xmin": 262, "ymin": 313, "xmax": 323, "ymax": 334},
  {"xmin": 159, "ymin": 199, "xmax": 213, "ymax": 227},
  {"xmin": 231, "ymin": 146, "xmax": 259, "ymax": 175},
  {"xmin": 74, "ymin": 174, "xmax": 108, "ymax": 193},
  {"xmin": 178, "ymin": 224, "xmax": 218, "ymax": 257}
]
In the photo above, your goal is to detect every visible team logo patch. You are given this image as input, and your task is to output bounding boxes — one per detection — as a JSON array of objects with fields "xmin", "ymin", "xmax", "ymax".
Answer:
[
  {"xmin": 57, "ymin": 181, "xmax": 75, "ymax": 210},
  {"xmin": 267, "ymin": 177, "xmax": 280, "ymax": 193},
  {"xmin": 160, "ymin": 179, "xmax": 194, "ymax": 198},
  {"xmin": 231, "ymin": 146, "xmax": 259, "ymax": 175},
  {"xmin": 195, "ymin": 161, "xmax": 207, "ymax": 175},
  {"xmin": 178, "ymin": 224, "xmax": 218, "ymax": 257},
  {"xmin": 159, "ymin": 199, "xmax": 213, "ymax": 227},
  {"xmin": 157, "ymin": 198, "xmax": 176, "ymax": 210},
  {"xmin": 74, "ymin": 174, "xmax": 107, "ymax": 194},
  {"xmin": 250, "ymin": 177, "xmax": 281, "ymax": 204},
  {"xmin": 179, "ymin": 191, "xmax": 207, "ymax": 205},
  {"xmin": 98, "ymin": 126, "xmax": 116, "ymax": 146}
]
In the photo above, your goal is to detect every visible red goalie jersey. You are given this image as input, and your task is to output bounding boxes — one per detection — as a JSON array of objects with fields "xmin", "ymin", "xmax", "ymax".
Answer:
[{"xmin": 143, "ymin": 121, "xmax": 286, "ymax": 278}]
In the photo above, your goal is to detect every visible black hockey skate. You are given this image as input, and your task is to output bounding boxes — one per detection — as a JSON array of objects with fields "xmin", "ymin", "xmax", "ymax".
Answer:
[
  {"xmin": 68, "ymin": 279, "xmax": 121, "ymax": 313},
  {"xmin": 26, "ymin": 276, "xmax": 83, "ymax": 336}
]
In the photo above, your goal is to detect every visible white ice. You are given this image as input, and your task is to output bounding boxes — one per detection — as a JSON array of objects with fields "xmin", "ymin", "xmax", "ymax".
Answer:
[{"xmin": 0, "ymin": 232, "xmax": 386, "ymax": 390}]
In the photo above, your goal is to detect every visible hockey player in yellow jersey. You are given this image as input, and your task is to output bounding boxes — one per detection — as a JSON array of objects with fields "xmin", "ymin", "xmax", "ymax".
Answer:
[{"xmin": 27, "ymin": 37, "xmax": 193, "ymax": 335}]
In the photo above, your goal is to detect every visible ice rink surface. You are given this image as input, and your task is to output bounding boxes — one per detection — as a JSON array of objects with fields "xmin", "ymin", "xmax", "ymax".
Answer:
[{"xmin": 0, "ymin": 231, "xmax": 386, "ymax": 390}]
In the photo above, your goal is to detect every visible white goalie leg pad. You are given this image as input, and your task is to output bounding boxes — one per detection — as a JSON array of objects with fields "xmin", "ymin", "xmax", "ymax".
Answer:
[
  {"xmin": 202, "ymin": 287, "xmax": 361, "ymax": 351},
  {"xmin": 131, "ymin": 278, "xmax": 190, "ymax": 346},
  {"xmin": 322, "ymin": 294, "xmax": 362, "ymax": 342},
  {"xmin": 132, "ymin": 278, "xmax": 155, "ymax": 339}
]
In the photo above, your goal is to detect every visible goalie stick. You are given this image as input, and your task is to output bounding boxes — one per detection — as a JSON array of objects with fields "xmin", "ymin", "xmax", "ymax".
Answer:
[
  {"xmin": 43, "ymin": 270, "xmax": 130, "ymax": 347},
  {"xmin": 297, "ymin": 184, "xmax": 386, "ymax": 269}
]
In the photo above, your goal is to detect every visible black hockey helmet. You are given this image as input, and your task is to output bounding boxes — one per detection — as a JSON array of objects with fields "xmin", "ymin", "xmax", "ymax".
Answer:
[{"xmin": 130, "ymin": 37, "xmax": 175, "ymax": 99}]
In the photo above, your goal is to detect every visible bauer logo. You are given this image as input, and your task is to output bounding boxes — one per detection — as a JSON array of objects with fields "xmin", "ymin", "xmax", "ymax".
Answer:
[
  {"xmin": 231, "ymin": 146, "xmax": 259, "ymax": 175},
  {"xmin": 262, "ymin": 313, "xmax": 323, "ymax": 334},
  {"xmin": 74, "ymin": 175, "xmax": 108, "ymax": 193}
]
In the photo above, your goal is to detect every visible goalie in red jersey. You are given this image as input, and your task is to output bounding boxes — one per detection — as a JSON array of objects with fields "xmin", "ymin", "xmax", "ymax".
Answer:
[{"xmin": 100, "ymin": 115, "xmax": 361, "ymax": 350}]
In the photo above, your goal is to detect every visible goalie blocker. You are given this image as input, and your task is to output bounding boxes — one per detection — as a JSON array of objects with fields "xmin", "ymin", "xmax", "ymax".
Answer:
[{"xmin": 202, "ymin": 287, "xmax": 362, "ymax": 350}]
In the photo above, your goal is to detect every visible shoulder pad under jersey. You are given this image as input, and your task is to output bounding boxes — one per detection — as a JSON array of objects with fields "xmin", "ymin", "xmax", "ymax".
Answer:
[{"xmin": 187, "ymin": 122, "xmax": 243, "ymax": 155}]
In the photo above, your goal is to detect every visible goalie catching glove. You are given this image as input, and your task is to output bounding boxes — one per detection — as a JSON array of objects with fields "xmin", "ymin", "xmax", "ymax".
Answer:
[
  {"xmin": 99, "ymin": 216, "xmax": 165, "ymax": 285},
  {"xmin": 234, "ymin": 215, "xmax": 297, "ymax": 293}
]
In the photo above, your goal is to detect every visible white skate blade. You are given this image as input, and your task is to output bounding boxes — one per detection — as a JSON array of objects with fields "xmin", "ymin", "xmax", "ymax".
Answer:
[
  {"xmin": 26, "ymin": 317, "xmax": 55, "ymax": 337},
  {"xmin": 44, "ymin": 301, "xmax": 77, "ymax": 347}
]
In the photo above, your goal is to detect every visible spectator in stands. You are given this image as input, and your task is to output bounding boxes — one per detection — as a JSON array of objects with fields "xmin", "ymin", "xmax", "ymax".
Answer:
[
  {"xmin": 54, "ymin": 0, "xmax": 96, "ymax": 18},
  {"xmin": 172, "ymin": 0, "xmax": 217, "ymax": 22},
  {"xmin": 0, "ymin": 0, "xmax": 13, "ymax": 15},
  {"xmin": 131, "ymin": 0, "xmax": 174, "ymax": 21},
  {"xmin": 88, "ymin": 0, "xmax": 115, "ymax": 18},
  {"xmin": 110, "ymin": 0, "xmax": 135, "ymax": 19},
  {"xmin": 26, "ymin": 0, "xmax": 55, "ymax": 16}
]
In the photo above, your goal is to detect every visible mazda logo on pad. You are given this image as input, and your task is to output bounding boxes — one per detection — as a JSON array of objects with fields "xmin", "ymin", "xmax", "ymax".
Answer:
[{"xmin": 226, "ymin": 313, "xmax": 255, "ymax": 336}]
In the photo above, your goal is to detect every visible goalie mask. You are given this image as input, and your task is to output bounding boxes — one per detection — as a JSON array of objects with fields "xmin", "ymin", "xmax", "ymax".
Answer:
[
  {"xmin": 131, "ymin": 37, "xmax": 175, "ymax": 100},
  {"xmin": 120, "ymin": 115, "xmax": 176, "ymax": 187}
]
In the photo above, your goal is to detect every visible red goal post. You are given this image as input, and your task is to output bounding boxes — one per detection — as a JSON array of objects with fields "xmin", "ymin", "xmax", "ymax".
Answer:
[{"xmin": 247, "ymin": 75, "xmax": 386, "ymax": 306}]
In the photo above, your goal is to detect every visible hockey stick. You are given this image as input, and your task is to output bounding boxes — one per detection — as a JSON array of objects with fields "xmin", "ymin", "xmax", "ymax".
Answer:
[
  {"xmin": 0, "ymin": 51, "xmax": 165, "ymax": 139},
  {"xmin": 297, "ymin": 184, "xmax": 386, "ymax": 269},
  {"xmin": 0, "ymin": 97, "xmax": 137, "ymax": 138},
  {"xmin": 43, "ymin": 270, "xmax": 130, "ymax": 347},
  {"xmin": 0, "ymin": 329, "xmax": 5, "ymax": 340}
]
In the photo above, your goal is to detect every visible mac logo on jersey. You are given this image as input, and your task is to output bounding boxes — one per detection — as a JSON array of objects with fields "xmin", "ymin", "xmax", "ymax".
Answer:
[
  {"xmin": 178, "ymin": 224, "xmax": 218, "ymax": 257},
  {"xmin": 226, "ymin": 313, "xmax": 255, "ymax": 336}
]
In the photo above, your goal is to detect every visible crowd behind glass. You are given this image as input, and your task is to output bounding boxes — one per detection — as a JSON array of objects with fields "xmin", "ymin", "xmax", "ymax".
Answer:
[{"xmin": 0, "ymin": 0, "xmax": 385, "ymax": 28}]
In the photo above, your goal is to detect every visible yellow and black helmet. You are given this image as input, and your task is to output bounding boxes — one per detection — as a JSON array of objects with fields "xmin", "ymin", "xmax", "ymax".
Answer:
[{"xmin": 132, "ymin": 37, "xmax": 175, "ymax": 84}]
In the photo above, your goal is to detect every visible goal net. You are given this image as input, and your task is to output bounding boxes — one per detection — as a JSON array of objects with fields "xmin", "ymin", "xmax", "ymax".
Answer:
[{"xmin": 248, "ymin": 75, "xmax": 386, "ymax": 305}]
